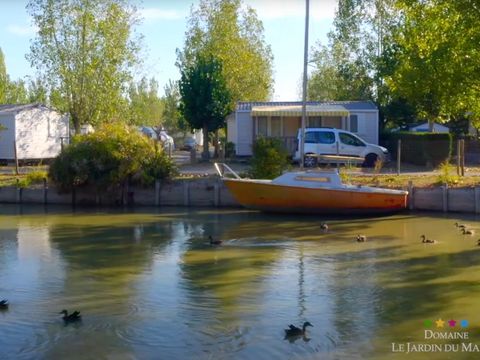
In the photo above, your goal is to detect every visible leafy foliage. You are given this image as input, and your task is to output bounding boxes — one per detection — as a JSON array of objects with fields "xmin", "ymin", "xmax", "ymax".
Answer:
[
  {"xmin": 179, "ymin": 55, "xmax": 232, "ymax": 159},
  {"xmin": 383, "ymin": 0, "xmax": 480, "ymax": 127},
  {"xmin": 250, "ymin": 137, "xmax": 289, "ymax": 179},
  {"xmin": 127, "ymin": 77, "xmax": 164, "ymax": 127},
  {"xmin": 436, "ymin": 161, "xmax": 459, "ymax": 186},
  {"xmin": 162, "ymin": 79, "xmax": 188, "ymax": 133},
  {"xmin": 27, "ymin": 0, "xmax": 142, "ymax": 133},
  {"xmin": 178, "ymin": 0, "xmax": 273, "ymax": 106},
  {"xmin": 0, "ymin": 48, "xmax": 7, "ymax": 103},
  {"xmin": 49, "ymin": 123, "xmax": 176, "ymax": 191},
  {"xmin": 307, "ymin": 0, "xmax": 396, "ymax": 102}
]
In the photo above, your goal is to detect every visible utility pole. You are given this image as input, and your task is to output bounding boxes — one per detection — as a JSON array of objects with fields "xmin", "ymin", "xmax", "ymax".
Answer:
[{"xmin": 300, "ymin": 0, "xmax": 309, "ymax": 170}]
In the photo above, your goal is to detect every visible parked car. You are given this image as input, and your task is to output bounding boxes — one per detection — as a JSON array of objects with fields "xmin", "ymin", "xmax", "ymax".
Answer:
[
  {"xmin": 180, "ymin": 137, "xmax": 197, "ymax": 151},
  {"xmin": 293, "ymin": 127, "xmax": 390, "ymax": 167},
  {"xmin": 138, "ymin": 126, "xmax": 175, "ymax": 151},
  {"xmin": 159, "ymin": 130, "xmax": 175, "ymax": 151},
  {"xmin": 138, "ymin": 126, "xmax": 158, "ymax": 140}
]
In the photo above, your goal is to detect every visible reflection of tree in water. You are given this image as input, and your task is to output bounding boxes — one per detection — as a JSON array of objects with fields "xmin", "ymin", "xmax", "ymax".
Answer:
[
  {"xmin": 178, "ymin": 211, "xmax": 287, "ymax": 327},
  {"xmin": 47, "ymin": 213, "xmax": 181, "ymax": 307}
]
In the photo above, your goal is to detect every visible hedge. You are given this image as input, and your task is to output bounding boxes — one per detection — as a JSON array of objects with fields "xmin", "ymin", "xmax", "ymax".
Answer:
[{"xmin": 381, "ymin": 132, "xmax": 452, "ymax": 166}]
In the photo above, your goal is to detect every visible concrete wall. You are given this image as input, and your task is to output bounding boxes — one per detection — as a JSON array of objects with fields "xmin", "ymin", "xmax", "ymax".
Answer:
[{"xmin": 1, "ymin": 180, "xmax": 479, "ymax": 214}]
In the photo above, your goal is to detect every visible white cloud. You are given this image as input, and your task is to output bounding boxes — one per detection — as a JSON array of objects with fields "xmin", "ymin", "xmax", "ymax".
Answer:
[
  {"xmin": 245, "ymin": 0, "xmax": 337, "ymax": 21},
  {"xmin": 6, "ymin": 24, "xmax": 37, "ymax": 36},
  {"xmin": 140, "ymin": 8, "xmax": 183, "ymax": 21}
]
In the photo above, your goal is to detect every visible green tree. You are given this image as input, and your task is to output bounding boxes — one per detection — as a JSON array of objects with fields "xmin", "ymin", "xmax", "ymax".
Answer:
[
  {"xmin": 308, "ymin": 0, "xmax": 387, "ymax": 102},
  {"xmin": 27, "ymin": 77, "xmax": 48, "ymax": 104},
  {"xmin": 385, "ymin": 0, "xmax": 480, "ymax": 129},
  {"xmin": 6, "ymin": 79, "xmax": 28, "ymax": 104},
  {"xmin": 27, "ymin": 0, "xmax": 141, "ymax": 133},
  {"xmin": 162, "ymin": 79, "xmax": 187, "ymax": 133},
  {"xmin": 0, "ymin": 48, "xmax": 7, "ymax": 103},
  {"xmin": 179, "ymin": 55, "xmax": 232, "ymax": 159},
  {"xmin": 177, "ymin": 0, "xmax": 273, "ymax": 106},
  {"xmin": 128, "ymin": 77, "xmax": 164, "ymax": 127}
]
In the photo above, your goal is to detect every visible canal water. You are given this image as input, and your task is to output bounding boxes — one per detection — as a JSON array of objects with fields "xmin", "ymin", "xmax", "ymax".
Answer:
[{"xmin": 0, "ymin": 205, "xmax": 480, "ymax": 360}]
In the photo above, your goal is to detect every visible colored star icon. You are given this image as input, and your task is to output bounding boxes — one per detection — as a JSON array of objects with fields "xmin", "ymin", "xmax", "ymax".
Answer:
[
  {"xmin": 461, "ymin": 320, "xmax": 469, "ymax": 328},
  {"xmin": 448, "ymin": 319, "xmax": 456, "ymax": 327},
  {"xmin": 436, "ymin": 318, "xmax": 445, "ymax": 328},
  {"xmin": 424, "ymin": 320, "xmax": 433, "ymax": 327}
]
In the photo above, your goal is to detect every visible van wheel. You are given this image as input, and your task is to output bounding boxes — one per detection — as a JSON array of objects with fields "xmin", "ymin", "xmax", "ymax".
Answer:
[
  {"xmin": 304, "ymin": 155, "xmax": 317, "ymax": 168},
  {"xmin": 363, "ymin": 153, "xmax": 378, "ymax": 167}
]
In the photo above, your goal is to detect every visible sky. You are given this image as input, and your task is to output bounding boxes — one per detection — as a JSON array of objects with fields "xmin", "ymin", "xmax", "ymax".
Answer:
[{"xmin": 0, "ymin": 0, "xmax": 337, "ymax": 101}]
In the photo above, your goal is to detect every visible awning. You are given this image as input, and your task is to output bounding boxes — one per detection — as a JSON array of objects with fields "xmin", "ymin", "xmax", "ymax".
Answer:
[{"xmin": 251, "ymin": 104, "xmax": 349, "ymax": 117}]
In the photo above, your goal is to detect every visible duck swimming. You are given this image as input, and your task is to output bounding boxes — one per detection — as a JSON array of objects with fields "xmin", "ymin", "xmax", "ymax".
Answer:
[
  {"xmin": 455, "ymin": 222, "xmax": 467, "ymax": 228},
  {"xmin": 284, "ymin": 322, "xmax": 313, "ymax": 337},
  {"xmin": 0, "ymin": 299, "xmax": 8, "ymax": 309},
  {"xmin": 356, "ymin": 234, "xmax": 367, "ymax": 242},
  {"xmin": 209, "ymin": 236, "xmax": 222, "ymax": 245},
  {"xmin": 421, "ymin": 235, "xmax": 436, "ymax": 244},
  {"xmin": 462, "ymin": 228, "xmax": 475, "ymax": 235},
  {"xmin": 320, "ymin": 223, "xmax": 328, "ymax": 231},
  {"xmin": 60, "ymin": 310, "xmax": 81, "ymax": 322}
]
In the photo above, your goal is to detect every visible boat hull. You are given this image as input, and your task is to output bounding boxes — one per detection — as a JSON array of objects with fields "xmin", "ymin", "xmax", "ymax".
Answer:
[{"xmin": 223, "ymin": 179, "xmax": 408, "ymax": 214}]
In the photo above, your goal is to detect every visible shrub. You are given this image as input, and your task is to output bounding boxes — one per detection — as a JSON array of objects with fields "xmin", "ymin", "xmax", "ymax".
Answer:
[
  {"xmin": 139, "ymin": 143, "xmax": 178, "ymax": 186},
  {"xmin": 17, "ymin": 170, "xmax": 48, "ymax": 188},
  {"xmin": 225, "ymin": 141, "xmax": 235, "ymax": 158},
  {"xmin": 49, "ymin": 123, "xmax": 176, "ymax": 192},
  {"xmin": 435, "ymin": 161, "xmax": 459, "ymax": 186},
  {"xmin": 381, "ymin": 131, "xmax": 452, "ymax": 166},
  {"xmin": 249, "ymin": 137, "xmax": 289, "ymax": 179}
]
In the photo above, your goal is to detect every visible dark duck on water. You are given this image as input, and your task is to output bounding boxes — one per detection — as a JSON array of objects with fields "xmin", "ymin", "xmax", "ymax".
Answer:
[
  {"xmin": 284, "ymin": 322, "xmax": 313, "ymax": 337},
  {"xmin": 60, "ymin": 310, "xmax": 82, "ymax": 323},
  {"xmin": 0, "ymin": 299, "xmax": 8, "ymax": 309},
  {"xmin": 209, "ymin": 235, "xmax": 222, "ymax": 245},
  {"xmin": 421, "ymin": 235, "xmax": 436, "ymax": 244}
]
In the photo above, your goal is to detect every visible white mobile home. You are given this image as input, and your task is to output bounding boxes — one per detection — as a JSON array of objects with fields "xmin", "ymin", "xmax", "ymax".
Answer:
[
  {"xmin": 227, "ymin": 101, "xmax": 379, "ymax": 156},
  {"xmin": 0, "ymin": 104, "xmax": 69, "ymax": 161}
]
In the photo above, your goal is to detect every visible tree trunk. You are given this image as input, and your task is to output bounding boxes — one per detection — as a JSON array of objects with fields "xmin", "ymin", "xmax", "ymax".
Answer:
[
  {"xmin": 202, "ymin": 124, "xmax": 210, "ymax": 160},
  {"xmin": 72, "ymin": 112, "xmax": 80, "ymax": 135},
  {"xmin": 428, "ymin": 119, "xmax": 434, "ymax": 132}
]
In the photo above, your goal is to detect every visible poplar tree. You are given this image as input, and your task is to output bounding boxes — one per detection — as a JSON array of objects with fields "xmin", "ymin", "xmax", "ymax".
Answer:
[
  {"xmin": 177, "ymin": 0, "xmax": 273, "ymax": 105},
  {"xmin": 27, "ymin": 0, "xmax": 141, "ymax": 133}
]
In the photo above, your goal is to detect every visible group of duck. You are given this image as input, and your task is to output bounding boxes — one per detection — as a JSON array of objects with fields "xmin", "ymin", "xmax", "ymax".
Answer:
[
  {"xmin": 455, "ymin": 222, "xmax": 480, "ymax": 246},
  {"xmin": 321, "ymin": 223, "xmax": 367, "ymax": 242},
  {"xmin": 0, "ymin": 300, "xmax": 81, "ymax": 323},
  {"xmin": 422, "ymin": 222, "xmax": 479, "ymax": 245},
  {"xmin": 321, "ymin": 221, "xmax": 480, "ymax": 246},
  {"xmin": 2, "ymin": 298, "xmax": 311, "ymax": 340}
]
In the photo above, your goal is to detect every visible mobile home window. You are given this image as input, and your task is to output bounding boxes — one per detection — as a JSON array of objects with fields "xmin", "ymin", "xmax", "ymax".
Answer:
[
  {"xmin": 257, "ymin": 116, "xmax": 267, "ymax": 136},
  {"xmin": 270, "ymin": 116, "xmax": 281, "ymax": 137},
  {"xmin": 350, "ymin": 115, "xmax": 358, "ymax": 133}
]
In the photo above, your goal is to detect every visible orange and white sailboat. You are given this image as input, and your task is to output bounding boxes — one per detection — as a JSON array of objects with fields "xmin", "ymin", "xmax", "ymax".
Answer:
[{"xmin": 215, "ymin": 163, "xmax": 408, "ymax": 214}]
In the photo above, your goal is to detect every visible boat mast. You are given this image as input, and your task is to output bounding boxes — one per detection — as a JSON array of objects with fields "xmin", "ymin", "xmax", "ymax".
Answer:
[{"xmin": 300, "ymin": 0, "xmax": 310, "ymax": 170}]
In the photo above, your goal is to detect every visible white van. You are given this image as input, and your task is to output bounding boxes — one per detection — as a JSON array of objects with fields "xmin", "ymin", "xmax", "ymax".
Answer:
[{"xmin": 294, "ymin": 128, "xmax": 389, "ymax": 167}]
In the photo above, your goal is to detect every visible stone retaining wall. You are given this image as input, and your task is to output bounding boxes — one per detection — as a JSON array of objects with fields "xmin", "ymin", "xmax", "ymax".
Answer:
[{"xmin": 0, "ymin": 179, "xmax": 479, "ymax": 214}]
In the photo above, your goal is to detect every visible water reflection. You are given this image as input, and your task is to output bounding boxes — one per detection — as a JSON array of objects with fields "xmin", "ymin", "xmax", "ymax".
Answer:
[{"xmin": 0, "ymin": 206, "xmax": 479, "ymax": 359}]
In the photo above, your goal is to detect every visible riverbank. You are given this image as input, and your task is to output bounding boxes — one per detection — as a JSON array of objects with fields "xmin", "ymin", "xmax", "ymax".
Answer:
[{"xmin": 1, "ymin": 176, "xmax": 480, "ymax": 214}]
